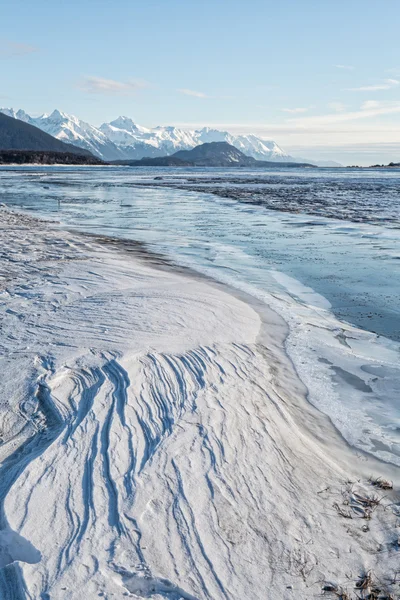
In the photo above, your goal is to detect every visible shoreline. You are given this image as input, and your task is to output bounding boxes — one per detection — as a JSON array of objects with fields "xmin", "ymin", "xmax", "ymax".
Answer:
[
  {"xmin": 75, "ymin": 229, "xmax": 400, "ymax": 478},
  {"xmin": 2, "ymin": 206, "xmax": 400, "ymax": 463},
  {"xmin": 1, "ymin": 207, "xmax": 400, "ymax": 599},
  {"xmin": 64, "ymin": 228, "xmax": 400, "ymax": 473}
]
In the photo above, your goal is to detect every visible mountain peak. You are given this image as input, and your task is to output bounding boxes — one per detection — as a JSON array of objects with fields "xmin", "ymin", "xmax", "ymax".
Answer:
[
  {"xmin": 114, "ymin": 115, "xmax": 134, "ymax": 124},
  {"xmin": 15, "ymin": 109, "xmax": 32, "ymax": 122},
  {"xmin": 102, "ymin": 117, "xmax": 150, "ymax": 141},
  {"xmin": 197, "ymin": 126, "xmax": 228, "ymax": 135},
  {"xmin": 0, "ymin": 107, "xmax": 18, "ymax": 119},
  {"xmin": 109, "ymin": 116, "xmax": 139, "ymax": 129},
  {"xmin": 48, "ymin": 109, "xmax": 71, "ymax": 121}
]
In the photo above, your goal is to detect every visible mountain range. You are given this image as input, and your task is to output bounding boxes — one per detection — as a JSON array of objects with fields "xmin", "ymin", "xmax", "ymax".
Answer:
[{"xmin": 0, "ymin": 107, "xmax": 340, "ymax": 166}]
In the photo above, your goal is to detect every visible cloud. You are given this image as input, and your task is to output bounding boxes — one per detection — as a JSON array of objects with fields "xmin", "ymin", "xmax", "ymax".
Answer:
[
  {"xmin": 348, "ymin": 78, "xmax": 399, "ymax": 91},
  {"xmin": 286, "ymin": 101, "xmax": 400, "ymax": 126},
  {"xmin": 79, "ymin": 76, "xmax": 149, "ymax": 95},
  {"xmin": 386, "ymin": 67, "xmax": 400, "ymax": 75},
  {"xmin": 178, "ymin": 88, "xmax": 208, "ymax": 98},
  {"xmin": 284, "ymin": 142, "xmax": 400, "ymax": 166},
  {"xmin": 328, "ymin": 102, "xmax": 347, "ymax": 112},
  {"xmin": 335, "ymin": 64, "xmax": 354, "ymax": 70},
  {"xmin": 173, "ymin": 99, "xmax": 400, "ymax": 161},
  {"xmin": 0, "ymin": 40, "xmax": 38, "ymax": 58},
  {"xmin": 281, "ymin": 107, "xmax": 309, "ymax": 114},
  {"xmin": 360, "ymin": 100, "xmax": 380, "ymax": 110}
]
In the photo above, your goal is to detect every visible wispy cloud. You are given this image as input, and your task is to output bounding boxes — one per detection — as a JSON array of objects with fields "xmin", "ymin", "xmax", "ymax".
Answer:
[
  {"xmin": 79, "ymin": 76, "xmax": 149, "ymax": 95},
  {"xmin": 281, "ymin": 107, "xmax": 309, "ymax": 114},
  {"xmin": 335, "ymin": 64, "xmax": 354, "ymax": 70},
  {"xmin": 0, "ymin": 40, "xmax": 38, "ymax": 58},
  {"xmin": 348, "ymin": 78, "xmax": 399, "ymax": 91},
  {"xmin": 328, "ymin": 102, "xmax": 347, "ymax": 112},
  {"xmin": 386, "ymin": 67, "xmax": 400, "ymax": 75},
  {"xmin": 178, "ymin": 88, "xmax": 208, "ymax": 98},
  {"xmin": 286, "ymin": 100, "xmax": 400, "ymax": 125},
  {"xmin": 172, "ymin": 120, "xmax": 400, "ymax": 160},
  {"xmin": 360, "ymin": 100, "xmax": 380, "ymax": 110},
  {"xmin": 173, "ymin": 98, "xmax": 400, "ymax": 162}
]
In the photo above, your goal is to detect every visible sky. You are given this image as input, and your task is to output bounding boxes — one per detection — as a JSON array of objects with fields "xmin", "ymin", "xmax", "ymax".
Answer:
[{"xmin": 1, "ymin": 0, "xmax": 400, "ymax": 165}]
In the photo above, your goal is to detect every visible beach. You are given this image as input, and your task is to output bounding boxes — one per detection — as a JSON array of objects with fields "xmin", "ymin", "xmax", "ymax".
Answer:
[{"xmin": 0, "ymin": 207, "xmax": 399, "ymax": 599}]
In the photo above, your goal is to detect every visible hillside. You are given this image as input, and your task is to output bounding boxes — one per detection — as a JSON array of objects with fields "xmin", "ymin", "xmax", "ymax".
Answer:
[
  {"xmin": 0, "ymin": 112, "xmax": 92, "ymax": 156},
  {"xmin": 114, "ymin": 156, "xmax": 193, "ymax": 167},
  {"xmin": 117, "ymin": 142, "xmax": 316, "ymax": 168},
  {"xmin": 174, "ymin": 142, "xmax": 315, "ymax": 167},
  {"xmin": 172, "ymin": 142, "xmax": 256, "ymax": 166}
]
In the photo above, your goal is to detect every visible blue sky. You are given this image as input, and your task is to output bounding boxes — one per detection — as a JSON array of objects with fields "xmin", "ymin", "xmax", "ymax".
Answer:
[{"xmin": 1, "ymin": 0, "xmax": 400, "ymax": 164}]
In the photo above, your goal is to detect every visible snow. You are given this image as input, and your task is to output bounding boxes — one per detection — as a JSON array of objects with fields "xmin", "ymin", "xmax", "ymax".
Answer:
[
  {"xmin": 0, "ymin": 530, "xmax": 41, "ymax": 569},
  {"xmin": 108, "ymin": 116, "xmax": 151, "ymax": 135},
  {"xmin": 1, "ymin": 207, "xmax": 400, "ymax": 599},
  {"xmin": 0, "ymin": 107, "xmax": 17, "ymax": 119},
  {"xmin": 0, "ymin": 108, "xmax": 125, "ymax": 160},
  {"xmin": 0, "ymin": 107, "xmax": 290, "ymax": 162}
]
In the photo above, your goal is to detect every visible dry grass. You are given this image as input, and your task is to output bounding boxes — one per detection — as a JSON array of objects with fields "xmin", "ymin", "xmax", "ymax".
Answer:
[
  {"xmin": 320, "ymin": 478, "xmax": 399, "ymax": 599},
  {"xmin": 322, "ymin": 570, "xmax": 397, "ymax": 600},
  {"xmin": 334, "ymin": 484, "xmax": 385, "ymax": 520},
  {"xmin": 322, "ymin": 583, "xmax": 351, "ymax": 599},
  {"xmin": 333, "ymin": 501, "xmax": 353, "ymax": 519},
  {"xmin": 369, "ymin": 476, "xmax": 393, "ymax": 491}
]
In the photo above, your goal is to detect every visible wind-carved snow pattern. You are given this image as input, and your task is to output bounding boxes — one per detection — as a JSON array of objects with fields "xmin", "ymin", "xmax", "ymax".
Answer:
[
  {"xmin": 1, "ymin": 208, "xmax": 399, "ymax": 599},
  {"xmin": 6, "ymin": 345, "xmax": 262, "ymax": 599}
]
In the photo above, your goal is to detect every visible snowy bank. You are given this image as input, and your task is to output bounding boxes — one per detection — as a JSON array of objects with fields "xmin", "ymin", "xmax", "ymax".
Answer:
[{"xmin": 0, "ymin": 208, "xmax": 399, "ymax": 600}]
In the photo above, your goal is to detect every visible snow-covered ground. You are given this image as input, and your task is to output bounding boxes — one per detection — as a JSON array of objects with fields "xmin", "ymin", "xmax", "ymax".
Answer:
[{"xmin": 0, "ymin": 208, "xmax": 399, "ymax": 599}]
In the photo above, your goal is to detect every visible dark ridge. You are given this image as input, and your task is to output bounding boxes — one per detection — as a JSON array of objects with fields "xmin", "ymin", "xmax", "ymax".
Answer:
[
  {"xmin": 369, "ymin": 162, "xmax": 400, "ymax": 168},
  {"xmin": 0, "ymin": 150, "xmax": 104, "ymax": 165},
  {"xmin": 0, "ymin": 112, "xmax": 94, "ymax": 156}
]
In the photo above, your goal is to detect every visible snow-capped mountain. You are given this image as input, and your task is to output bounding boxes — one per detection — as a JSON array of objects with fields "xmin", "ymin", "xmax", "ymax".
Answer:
[
  {"xmin": 0, "ymin": 107, "xmax": 290, "ymax": 162},
  {"xmin": 99, "ymin": 117, "xmax": 289, "ymax": 161},
  {"xmin": 196, "ymin": 128, "xmax": 286, "ymax": 161},
  {"xmin": 0, "ymin": 109, "xmax": 125, "ymax": 160},
  {"xmin": 99, "ymin": 118, "xmax": 203, "ymax": 159},
  {"xmin": 0, "ymin": 108, "xmax": 33, "ymax": 123}
]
